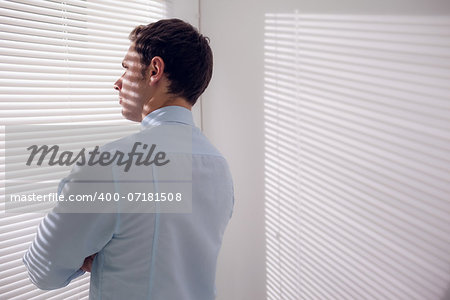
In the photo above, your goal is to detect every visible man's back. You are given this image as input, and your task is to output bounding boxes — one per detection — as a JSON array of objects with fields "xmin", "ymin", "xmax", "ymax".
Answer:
[
  {"xmin": 89, "ymin": 106, "xmax": 234, "ymax": 299},
  {"xmin": 23, "ymin": 106, "xmax": 234, "ymax": 299}
]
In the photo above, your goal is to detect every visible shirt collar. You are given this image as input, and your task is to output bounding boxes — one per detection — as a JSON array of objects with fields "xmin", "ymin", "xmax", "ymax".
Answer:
[{"xmin": 141, "ymin": 105, "xmax": 195, "ymax": 129}]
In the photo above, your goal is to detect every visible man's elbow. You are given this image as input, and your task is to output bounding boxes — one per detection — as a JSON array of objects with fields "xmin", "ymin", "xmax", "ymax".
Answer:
[
  {"xmin": 22, "ymin": 254, "xmax": 68, "ymax": 290},
  {"xmin": 27, "ymin": 276, "xmax": 63, "ymax": 291}
]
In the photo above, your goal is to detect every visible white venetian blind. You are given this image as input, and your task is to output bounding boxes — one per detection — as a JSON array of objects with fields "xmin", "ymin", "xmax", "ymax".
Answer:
[
  {"xmin": 264, "ymin": 13, "xmax": 450, "ymax": 300},
  {"xmin": 0, "ymin": 0, "xmax": 166, "ymax": 299}
]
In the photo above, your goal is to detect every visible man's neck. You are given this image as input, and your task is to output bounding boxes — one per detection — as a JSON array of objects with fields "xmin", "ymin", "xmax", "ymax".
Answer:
[{"xmin": 141, "ymin": 97, "xmax": 192, "ymax": 121}]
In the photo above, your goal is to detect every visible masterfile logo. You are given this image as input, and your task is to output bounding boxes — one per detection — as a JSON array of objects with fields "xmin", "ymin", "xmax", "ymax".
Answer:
[
  {"xmin": 4, "ymin": 124, "xmax": 193, "ymax": 214},
  {"xmin": 26, "ymin": 142, "xmax": 170, "ymax": 172}
]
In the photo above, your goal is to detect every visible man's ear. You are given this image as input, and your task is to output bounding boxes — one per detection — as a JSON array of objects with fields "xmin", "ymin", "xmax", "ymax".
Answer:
[{"xmin": 147, "ymin": 56, "xmax": 165, "ymax": 85}]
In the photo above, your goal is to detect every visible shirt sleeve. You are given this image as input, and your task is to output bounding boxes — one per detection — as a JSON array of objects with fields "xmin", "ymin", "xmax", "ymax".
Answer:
[{"xmin": 23, "ymin": 164, "xmax": 118, "ymax": 290}]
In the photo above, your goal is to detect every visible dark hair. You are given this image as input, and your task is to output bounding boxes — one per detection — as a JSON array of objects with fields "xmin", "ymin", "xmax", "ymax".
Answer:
[{"xmin": 129, "ymin": 18, "xmax": 213, "ymax": 106}]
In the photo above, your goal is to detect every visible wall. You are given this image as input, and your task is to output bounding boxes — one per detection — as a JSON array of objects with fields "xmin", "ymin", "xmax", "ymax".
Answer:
[
  {"xmin": 200, "ymin": 1, "xmax": 267, "ymax": 299},
  {"xmin": 200, "ymin": 1, "xmax": 450, "ymax": 300}
]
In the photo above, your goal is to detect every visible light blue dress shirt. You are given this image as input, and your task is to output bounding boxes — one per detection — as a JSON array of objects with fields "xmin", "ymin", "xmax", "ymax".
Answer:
[{"xmin": 23, "ymin": 106, "xmax": 234, "ymax": 299}]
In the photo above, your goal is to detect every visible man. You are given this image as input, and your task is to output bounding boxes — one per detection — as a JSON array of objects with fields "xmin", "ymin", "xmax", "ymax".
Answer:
[{"xmin": 23, "ymin": 19, "xmax": 234, "ymax": 300}]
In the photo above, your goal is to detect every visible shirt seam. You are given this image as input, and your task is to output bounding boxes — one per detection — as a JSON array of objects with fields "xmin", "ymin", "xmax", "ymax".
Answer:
[{"xmin": 147, "ymin": 164, "xmax": 160, "ymax": 300}]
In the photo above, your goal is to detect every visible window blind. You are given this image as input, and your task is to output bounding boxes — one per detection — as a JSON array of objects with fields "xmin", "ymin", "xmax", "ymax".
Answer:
[
  {"xmin": 264, "ymin": 13, "xmax": 450, "ymax": 300},
  {"xmin": 0, "ymin": 0, "xmax": 166, "ymax": 299}
]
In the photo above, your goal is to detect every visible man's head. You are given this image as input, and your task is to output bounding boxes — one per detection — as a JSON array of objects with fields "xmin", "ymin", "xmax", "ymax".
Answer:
[{"xmin": 114, "ymin": 18, "xmax": 213, "ymax": 122}]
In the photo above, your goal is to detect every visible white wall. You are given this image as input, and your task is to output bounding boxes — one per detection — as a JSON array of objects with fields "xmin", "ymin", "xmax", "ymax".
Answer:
[
  {"xmin": 200, "ymin": 1, "xmax": 450, "ymax": 300},
  {"xmin": 200, "ymin": 1, "xmax": 267, "ymax": 299}
]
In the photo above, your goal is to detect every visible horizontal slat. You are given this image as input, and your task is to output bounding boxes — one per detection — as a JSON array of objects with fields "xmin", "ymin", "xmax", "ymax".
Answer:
[
  {"xmin": 0, "ymin": 232, "xmax": 37, "ymax": 253},
  {"xmin": 4, "ymin": 125, "xmax": 135, "ymax": 141},
  {"xmin": 0, "ymin": 216, "xmax": 42, "ymax": 235},
  {"xmin": 0, "ymin": 94, "xmax": 118, "ymax": 101},
  {"xmin": 0, "ymin": 56, "xmax": 119, "ymax": 69},
  {"xmin": 0, "ymin": 63, "xmax": 122, "ymax": 76},
  {"xmin": 0, "ymin": 80, "xmax": 118, "ymax": 89},
  {"xmin": 65, "ymin": 0, "xmax": 166, "ymax": 13},
  {"xmin": 264, "ymin": 13, "xmax": 450, "ymax": 25},
  {"xmin": 0, "ymin": 24, "xmax": 127, "ymax": 53},
  {"xmin": 0, "ymin": 101, "xmax": 118, "ymax": 109},
  {"xmin": 0, "ymin": 227, "xmax": 37, "ymax": 244},
  {"xmin": 0, "ymin": 107, "xmax": 119, "ymax": 115},
  {"xmin": 0, "ymin": 35, "xmax": 125, "ymax": 59},
  {"xmin": 0, "ymin": 71, "xmax": 117, "ymax": 81},
  {"xmin": 265, "ymin": 20, "xmax": 450, "ymax": 36}
]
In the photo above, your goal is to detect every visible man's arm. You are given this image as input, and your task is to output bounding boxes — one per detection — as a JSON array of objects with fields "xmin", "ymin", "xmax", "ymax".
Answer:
[
  {"xmin": 23, "ymin": 164, "xmax": 118, "ymax": 290},
  {"xmin": 22, "ymin": 210, "xmax": 116, "ymax": 290}
]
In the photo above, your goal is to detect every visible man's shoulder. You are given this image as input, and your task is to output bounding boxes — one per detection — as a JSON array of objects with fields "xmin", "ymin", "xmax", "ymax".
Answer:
[
  {"xmin": 94, "ymin": 125, "xmax": 231, "ymax": 179},
  {"xmin": 101, "ymin": 125, "xmax": 190, "ymax": 153},
  {"xmin": 101, "ymin": 125, "xmax": 224, "ymax": 157}
]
